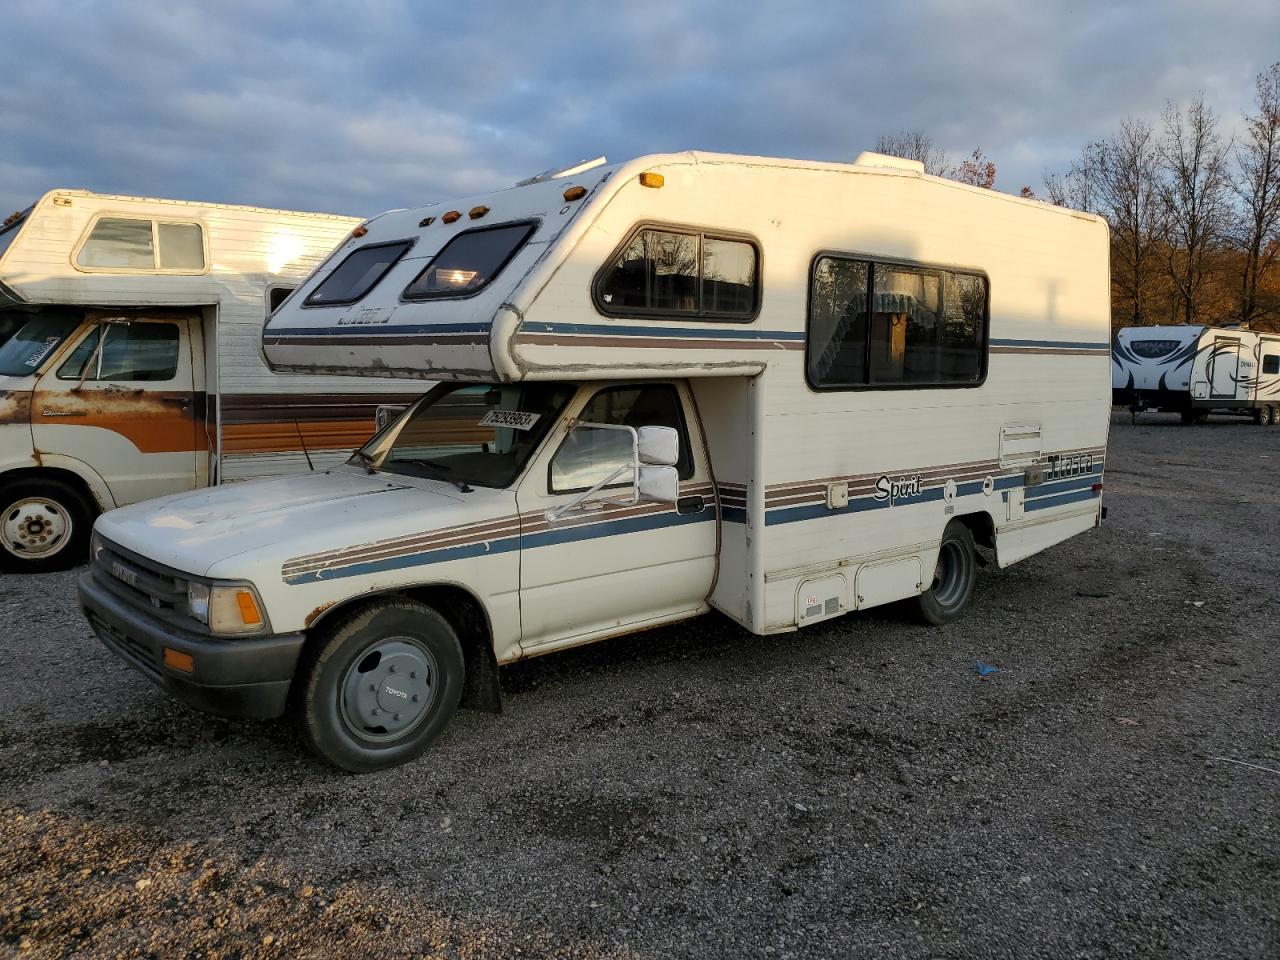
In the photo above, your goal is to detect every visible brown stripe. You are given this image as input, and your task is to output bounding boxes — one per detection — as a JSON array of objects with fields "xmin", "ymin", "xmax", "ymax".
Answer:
[{"xmin": 515, "ymin": 333, "xmax": 804, "ymax": 351}]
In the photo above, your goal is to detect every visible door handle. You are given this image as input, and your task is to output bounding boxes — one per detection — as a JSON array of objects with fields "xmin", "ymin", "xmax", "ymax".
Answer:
[{"xmin": 676, "ymin": 495, "xmax": 705, "ymax": 515}]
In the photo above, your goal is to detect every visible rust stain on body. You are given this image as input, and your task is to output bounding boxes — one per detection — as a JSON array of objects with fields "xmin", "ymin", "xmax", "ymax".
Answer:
[
  {"xmin": 304, "ymin": 602, "xmax": 336, "ymax": 628},
  {"xmin": 0, "ymin": 390, "xmax": 33, "ymax": 426}
]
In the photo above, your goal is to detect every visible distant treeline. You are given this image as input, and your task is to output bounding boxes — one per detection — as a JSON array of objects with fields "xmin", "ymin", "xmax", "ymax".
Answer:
[{"xmin": 876, "ymin": 63, "xmax": 1280, "ymax": 333}]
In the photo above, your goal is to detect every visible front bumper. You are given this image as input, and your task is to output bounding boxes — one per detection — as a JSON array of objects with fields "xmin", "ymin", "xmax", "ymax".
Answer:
[{"xmin": 79, "ymin": 570, "xmax": 306, "ymax": 720}]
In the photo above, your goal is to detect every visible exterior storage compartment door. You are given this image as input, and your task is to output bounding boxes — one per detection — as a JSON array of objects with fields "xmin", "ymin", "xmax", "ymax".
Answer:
[{"xmin": 1208, "ymin": 338, "xmax": 1241, "ymax": 400}]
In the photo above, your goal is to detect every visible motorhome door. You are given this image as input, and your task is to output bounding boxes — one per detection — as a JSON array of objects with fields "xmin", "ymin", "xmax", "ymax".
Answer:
[
  {"xmin": 31, "ymin": 316, "xmax": 201, "ymax": 506},
  {"xmin": 1208, "ymin": 337, "xmax": 1241, "ymax": 400}
]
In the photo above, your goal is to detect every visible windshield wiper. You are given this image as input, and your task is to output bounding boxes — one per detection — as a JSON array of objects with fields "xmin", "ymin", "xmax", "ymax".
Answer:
[
  {"xmin": 394, "ymin": 459, "xmax": 473, "ymax": 493},
  {"xmin": 349, "ymin": 449, "xmax": 377, "ymax": 474}
]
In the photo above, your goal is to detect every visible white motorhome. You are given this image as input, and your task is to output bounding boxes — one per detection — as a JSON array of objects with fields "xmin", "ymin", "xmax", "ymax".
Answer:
[
  {"xmin": 1112, "ymin": 324, "xmax": 1280, "ymax": 424},
  {"xmin": 79, "ymin": 152, "xmax": 1112, "ymax": 771},
  {"xmin": 0, "ymin": 191, "xmax": 422, "ymax": 570}
]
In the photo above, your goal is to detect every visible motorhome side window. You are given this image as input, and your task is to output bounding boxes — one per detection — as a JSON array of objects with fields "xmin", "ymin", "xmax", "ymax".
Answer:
[
  {"xmin": 56, "ymin": 323, "xmax": 180, "ymax": 382},
  {"xmin": 1264, "ymin": 355, "xmax": 1280, "ymax": 375},
  {"xmin": 550, "ymin": 384, "xmax": 694, "ymax": 493},
  {"xmin": 304, "ymin": 240, "xmax": 413, "ymax": 306},
  {"xmin": 596, "ymin": 227, "xmax": 759, "ymax": 320},
  {"xmin": 403, "ymin": 222, "xmax": 537, "ymax": 299},
  {"xmin": 807, "ymin": 256, "xmax": 987, "ymax": 389},
  {"xmin": 76, "ymin": 217, "xmax": 206, "ymax": 272}
]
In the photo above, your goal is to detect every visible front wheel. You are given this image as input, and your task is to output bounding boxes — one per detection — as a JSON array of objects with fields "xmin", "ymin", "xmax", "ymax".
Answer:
[
  {"xmin": 1259, "ymin": 405, "xmax": 1276, "ymax": 426},
  {"xmin": 295, "ymin": 598, "xmax": 465, "ymax": 772},
  {"xmin": 0, "ymin": 477, "xmax": 94, "ymax": 573},
  {"xmin": 914, "ymin": 521, "xmax": 977, "ymax": 625}
]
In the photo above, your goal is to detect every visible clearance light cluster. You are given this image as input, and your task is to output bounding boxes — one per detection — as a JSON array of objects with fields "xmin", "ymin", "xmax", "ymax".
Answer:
[
  {"xmin": 638, "ymin": 171, "xmax": 664, "ymax": 188},
  {"xmin": 187, "ymin": 581, "xmax": 268, "ymax": 636}
]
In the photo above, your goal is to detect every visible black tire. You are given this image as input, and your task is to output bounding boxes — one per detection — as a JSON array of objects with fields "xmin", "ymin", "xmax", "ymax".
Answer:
[
  {"xmin": 0, "ymin": 477, "xmax": 95, "ymax": 573},
  {"xmin": 1263, "ymin": 406, "xmax": 1277, "ymax": 426},
  {"xmin": 914, "ymin": 521, "xmax": 977, "ymax": 626},
  {"xmin": 295, "ymin": 598, "xmax": 464, "ymax": 772}
]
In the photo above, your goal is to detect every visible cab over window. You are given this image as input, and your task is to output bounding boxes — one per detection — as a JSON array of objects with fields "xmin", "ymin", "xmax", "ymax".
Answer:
[
  {"xmin": 57, "ymin": 323, "xmax": 180, "ymax": 382},
  {"xmin": 808, "ymin": 255, "xmax": 987, "ymax": 389},
  {"xmin": 550, "ymin": 384, "xmax": 693, "ymax": 492},
  {"xmin": 403, "ymin": 222, "xmax": 537, "ymax": 299},
  {"xmin": 305, "ymin": 240, "xmax": 413, "ymax": 306},
  {"xmin": 77, "ymin": 217, "xmax": 205, "ymax": 272},
  {"xmin": 596, "ymin": 227, "xmax": 758, "ymax": 320}
]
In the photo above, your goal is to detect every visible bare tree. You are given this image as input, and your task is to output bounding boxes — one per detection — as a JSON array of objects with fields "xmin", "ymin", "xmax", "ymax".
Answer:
[
  {"xmin": 1158, "ymin": 94, "xmax": 1233, "ymax": 325},
  {"xmin": 874, "ymin": 131, "xmax": 948, "ymax": 176},
  {"xmin": 1231, "ymin": 63, "xmax": 1280, "ymax": 326},
  {"xmin": 1102, "ymin": 121, "xmax": 1167, "ymax": 327},
  {"xmin": 1044, "ymin": 140, "xmax": 1104, "ymax": 212}
]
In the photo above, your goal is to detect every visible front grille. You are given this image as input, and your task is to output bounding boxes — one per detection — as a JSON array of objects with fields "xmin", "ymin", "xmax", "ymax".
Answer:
[
  {"xmin": 97, "ymin": 546, "xmax": 185, "ymax": 611},
  {"xmin": 87, "ymin": 610, "xmax": 161, "ymax": 680}
]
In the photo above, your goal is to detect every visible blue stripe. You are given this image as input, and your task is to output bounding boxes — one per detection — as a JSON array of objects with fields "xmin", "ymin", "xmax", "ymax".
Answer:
[
  {"xmin": 285, "ymin": 508, "xmax": 714, "ymax": 584},
  {"xmin": 721, "ymin": 506, "xmax": 748, "ymax": 524},
  {"xmin": 267, "ymin": 321, "xmax": 491, "ymax": 338},
  {"xmin": 1024, "ymin": 467, "xmax": 1103, "ymax": 500},
  {"xmin": 992, "ymin": 338, "xmax": 1111, "ymax": 350},
  {"xmin": 1025, "ymin": 488, "xmax": 1101, "ymax": 512},
  {"xmin": 521, "ymin": 321, "xmax": 806, "ymax": 342}
]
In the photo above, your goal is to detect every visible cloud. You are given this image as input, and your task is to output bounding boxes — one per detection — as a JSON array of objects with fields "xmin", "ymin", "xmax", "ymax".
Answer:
[{"xmin": 3, "ymin": 0, "xmax": 1278, "ymax": 217}]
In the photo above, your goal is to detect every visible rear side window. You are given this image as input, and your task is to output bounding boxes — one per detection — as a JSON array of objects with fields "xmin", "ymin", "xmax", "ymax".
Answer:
[
  {"xmin": 403, "ymin": 222, "xmax": 537, "ymax": 300},
  {"xmin": 305, "ymin": 240, "xmax": 413, "ymax": 306},
  {"xmin": 807, "ymin": 255, "xmax": 987, "ymax": 390},
  {"xmin": 76, "ymin": 217, "xmax": 206, "ymax": 272},
  {"xmin": 57, "ymin": 323, "xmax": 180, "ymax": 382},
  {"xmin": 595, "ymin": 226, "xmax": 759, "ymax": 321},
  {"xmin": 1264, "ymin": 354, "xmax": 1280, "ymax": 375}
]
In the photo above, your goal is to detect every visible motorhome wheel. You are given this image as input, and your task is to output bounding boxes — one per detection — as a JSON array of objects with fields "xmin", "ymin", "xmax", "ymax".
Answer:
[
  {"xmin": 0, "ymin": 478, "xmax": 94, "ymax": 573},
  {"xmin": 295, "ymin": 598, "xmax": 464, "ymax": 772},
  {"xmin": 913, "ymin": 521, "xmax": 977, "ymax": 625}
]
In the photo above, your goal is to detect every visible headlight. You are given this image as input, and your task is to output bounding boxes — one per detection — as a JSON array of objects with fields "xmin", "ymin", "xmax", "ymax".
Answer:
[{"xmin": 187, "ymin": 580, "xmax": 267, "ymax": 636}]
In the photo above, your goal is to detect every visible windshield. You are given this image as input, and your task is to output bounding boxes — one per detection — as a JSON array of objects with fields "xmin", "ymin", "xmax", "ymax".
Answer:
[
  {"xmin": 357, "ymin": 381, "xmax": 575, "ymax": 489},
  {"xmin": 0, "ymin": 312, "xmax": 84, "ymax": 377}
]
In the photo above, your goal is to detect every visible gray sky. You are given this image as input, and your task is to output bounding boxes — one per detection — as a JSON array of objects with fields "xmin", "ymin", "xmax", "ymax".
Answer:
[{"xmin": 4, "ymin": 0, "xmax": 1277, "ymax": 218}]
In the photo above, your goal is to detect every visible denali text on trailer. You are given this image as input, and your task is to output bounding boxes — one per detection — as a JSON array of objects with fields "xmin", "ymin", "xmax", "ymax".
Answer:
[
  {"xmin": 0, "ymin": 191, "xmax": 424, "ymax": 571},
  {"xmin": 79, "ymin": 151, "xmax": 1112, "ymax": 771}
]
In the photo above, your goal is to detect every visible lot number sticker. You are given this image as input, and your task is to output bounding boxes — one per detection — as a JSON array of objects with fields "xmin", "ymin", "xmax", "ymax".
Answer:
[{"xmin": 480, "ymin": 409, "xmax": 540, "ymax": 431}]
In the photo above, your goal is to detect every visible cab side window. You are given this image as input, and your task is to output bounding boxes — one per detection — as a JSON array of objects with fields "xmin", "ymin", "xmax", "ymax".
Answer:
[
  {"xmin": 550, "ymin": 384, "xmax": 694, "ymax": 493},
  {"xmin": 57, "ymin": 323, "xmax": 180, "ymax": 382}
]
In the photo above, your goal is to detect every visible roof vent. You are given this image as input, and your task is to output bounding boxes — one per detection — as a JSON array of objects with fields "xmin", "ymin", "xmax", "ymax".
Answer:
[
  {"xmin": 853, "ymin": 151, "xmax": 926, "ymax": 174},
  {"xmin": 516, "ymin": 156, "xmax": 607, "ymax": 187}
]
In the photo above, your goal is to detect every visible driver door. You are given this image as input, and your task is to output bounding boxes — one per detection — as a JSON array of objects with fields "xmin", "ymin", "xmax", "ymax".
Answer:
[
  {"xmin": 31, "ymin": 317, "xmax": 201, "ymax": 506},
  {"xmin": 515, "ymin": 381, "xmax": 717, "ymax": 652}
]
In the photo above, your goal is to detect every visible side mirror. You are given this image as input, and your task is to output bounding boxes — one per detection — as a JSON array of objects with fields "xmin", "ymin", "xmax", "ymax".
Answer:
[
  {"xmin": 637, "ymin": 425, "xmax": 679, "ymax": 467},
  {"xmin": 637, "ymin": 464, "xmax": 678, "ymax": 504}
]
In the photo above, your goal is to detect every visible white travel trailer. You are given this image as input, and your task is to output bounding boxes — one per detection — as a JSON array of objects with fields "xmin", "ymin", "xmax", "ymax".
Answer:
[
  {"xmin": 1112, "ymin": 324, "xmax": 1280, "ymax": 424},
  {"xmin": 79, "ymin": 152, "xmax": 1112, "ymax": 771},
  {"xmin": 0, "ymin": 191, "xmax": 421, "ymax": 570}
]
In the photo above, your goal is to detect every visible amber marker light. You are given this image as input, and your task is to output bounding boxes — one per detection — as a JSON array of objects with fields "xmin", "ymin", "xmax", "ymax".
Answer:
[
  {"xmin": 163, "ymin": 647, "xmax": 194, "ymax": 673},
  {"xmin": 442, "ymin": 210, "xmax": 462, "ymax": 224},
  {"xmin": 236, "ymin": 590, "xmax": 264, "ymax": 626},
  {"xmin": 638, "ymin": 172, "xmax": 664, "ymax": 188},
  {"xmin": 351, "ymin": 225, "xmax": 369, "ymax": 238},
  {"xmin": 563, "ymin": 185, "xmax": 587, "ymax": 201},
  {"xmin": 419, "ymin": 216, "xmax": 436, "ymax": 227},
  {"xmin": 468, "ymin": 205, "xmax": 490, "ymax": 220}
]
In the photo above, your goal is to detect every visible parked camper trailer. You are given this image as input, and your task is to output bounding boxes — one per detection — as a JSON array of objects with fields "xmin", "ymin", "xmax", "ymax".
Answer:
[
  {"xmin": 0, "ymin": 191, "xmax": 423, "ymax": 571},
  {"xmin": 79, "ymin": 152, "xmax": 1112, "ymax": 770},
  {"xmin": 1112, "ymin": 324, "xmax": 1280, "ymax": 424}
]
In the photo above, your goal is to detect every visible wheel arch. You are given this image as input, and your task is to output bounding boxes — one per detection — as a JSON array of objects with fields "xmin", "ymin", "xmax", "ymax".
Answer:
[
  {"xmin": 953, "ymin": 509, "xmax": 996, "ymax": 550},
  {"xmin": 0, "ymin": 461, "xmax": 114, "ymax": 515},
  {"xmin": 300, "ymin": 581, "xmax": 502, "ymax": 714}
]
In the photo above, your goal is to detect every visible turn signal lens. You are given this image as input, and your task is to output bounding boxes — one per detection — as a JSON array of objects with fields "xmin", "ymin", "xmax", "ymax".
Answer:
[
  {"xmin": 638, "ymin": 172, "xmax": 664, "ymax": 188},
  {"xmin": 235, "ymin": 590, "xmax": 263, "ymax": 625},
  {"xmin": 194, "ymin": 582, "xmax": 269, "ymax": 636},
  {"xmin": 163, "ymin": 647, "xmax": 194, "ymax": 673}
]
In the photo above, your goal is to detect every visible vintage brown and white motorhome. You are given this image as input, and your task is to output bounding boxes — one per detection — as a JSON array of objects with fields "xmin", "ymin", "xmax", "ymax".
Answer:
[
  {"xmin": 79, "ymin": 152, "xmax": 1113, "ymax": 770},
  {"xmin": 0, "ymin": 191, "xmax": 422, "ymax": 570}
]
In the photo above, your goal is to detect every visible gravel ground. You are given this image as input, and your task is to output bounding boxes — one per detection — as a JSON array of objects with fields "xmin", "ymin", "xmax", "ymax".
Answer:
[{"xmin": 1, "ymin": 412, "xmax": 1277, "ymax": 960}]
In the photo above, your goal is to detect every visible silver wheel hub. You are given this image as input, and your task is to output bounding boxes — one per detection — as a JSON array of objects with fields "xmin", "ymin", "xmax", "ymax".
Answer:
[
  {"xmin": 340, "ymin": 638, "xmax": 437, "ymax": 743},
  {"xmin": 3, "ymin": 497, "xmax": 71, "ymax": 559}
]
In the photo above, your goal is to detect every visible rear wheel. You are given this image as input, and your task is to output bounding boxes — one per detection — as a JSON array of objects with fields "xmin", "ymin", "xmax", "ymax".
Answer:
[
  {"xmin": 914, "ymin": 521, "xmax": 977, "ymax": 625},
  {"xmin": 295, "ymin": 598, "xmax": 464, "ymax": 772},
  {"xmin": 0, "ymin": 477, "xmax": 94, "ymax": 573},
  {"xmin": 1259, "ymin": 405, "xmax": 1277, "ymax": 426}
]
